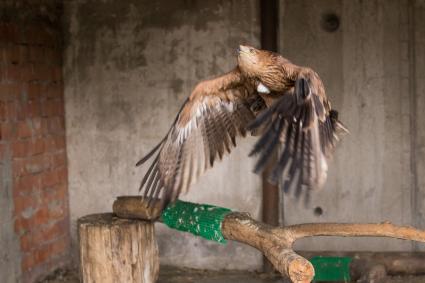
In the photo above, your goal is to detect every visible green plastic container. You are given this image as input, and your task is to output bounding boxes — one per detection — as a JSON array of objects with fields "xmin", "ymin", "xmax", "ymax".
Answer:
[{"xmin": 310, "ymin": 256, "xmax": 352, "ymax": 282}]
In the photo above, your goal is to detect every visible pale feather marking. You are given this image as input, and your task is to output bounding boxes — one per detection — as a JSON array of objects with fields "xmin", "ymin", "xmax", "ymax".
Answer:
[
  {"xmin": 176, "ymin": 100, "xmax": 235, "ymax": 145},
  {"xmin": 257, "ymin": 82, "xmax": 271, "ymax": 94}
]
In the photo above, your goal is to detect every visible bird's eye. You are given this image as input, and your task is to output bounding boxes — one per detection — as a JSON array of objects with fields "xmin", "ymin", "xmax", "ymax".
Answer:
[{"xmin": 249, "ymin": 48, "xmax": 255, "ymax": 53}]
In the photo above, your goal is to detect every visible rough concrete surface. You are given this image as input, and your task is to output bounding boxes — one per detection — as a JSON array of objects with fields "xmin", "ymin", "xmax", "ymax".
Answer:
[
  {"xmin": 279, "ymin": 0, "xmax": 425, "ymax": 252},
  {"xmin": 411, "ymin": 0, "xmax": 425, "ymax": 252},
  {"xmin": 63, "ymin": 0, "xmax": 425, "ymax": 272},
  {"xmin": 64, "ymin": 0, "xmax": 262, "ymax": 270},
  {"xmin": 0, "ymin": 151, "xmax": 21, "ymax": 283}
]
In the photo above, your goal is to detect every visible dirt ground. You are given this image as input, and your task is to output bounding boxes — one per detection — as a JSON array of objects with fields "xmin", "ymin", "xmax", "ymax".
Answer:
[
  {"xmin": 37, "ymin": 265, "xmax": 425, "ymax": 283},
  {"xmin": 38, "ymin": 266, "xmax": 289, "ymax": 283}
]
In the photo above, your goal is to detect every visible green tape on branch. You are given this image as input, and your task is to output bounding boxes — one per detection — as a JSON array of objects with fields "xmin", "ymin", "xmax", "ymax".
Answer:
[{"xmin": 161, "ymin": 200, "xmax": 232, "ymax": 244}]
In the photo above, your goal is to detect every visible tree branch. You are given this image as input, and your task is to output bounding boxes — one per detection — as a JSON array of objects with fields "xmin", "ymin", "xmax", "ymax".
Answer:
[
  {"xmin": 112, "ymin": 197, "xmax": 425, "ymax": 283},
  {"xmin": 278, "ymin": 222, "xmax": 425, "ymax": 244},
  {"xmin": 221, "ymin": 212, "xmax": 314, "ymax": 283}
]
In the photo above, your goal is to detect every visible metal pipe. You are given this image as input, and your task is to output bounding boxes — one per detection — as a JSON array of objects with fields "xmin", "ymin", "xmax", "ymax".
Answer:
[{"xmin": 260, "ymin": 0, "xmax": 279, "ymax": 273}]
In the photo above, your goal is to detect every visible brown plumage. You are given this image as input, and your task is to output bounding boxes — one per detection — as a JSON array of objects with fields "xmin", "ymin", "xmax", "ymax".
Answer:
[{"xmin": 137, "ymin": 45, "xmax": 347, "ymax": 209}]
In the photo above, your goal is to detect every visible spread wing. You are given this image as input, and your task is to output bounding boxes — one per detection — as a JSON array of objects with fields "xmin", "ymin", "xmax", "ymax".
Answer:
[
  {"xmin": 248, "ymin": 72, "xmax": 347, "ymax": 203},
  {"xmin": 137, "ymin": 68, "xmax": 257, "ymax": 207}
]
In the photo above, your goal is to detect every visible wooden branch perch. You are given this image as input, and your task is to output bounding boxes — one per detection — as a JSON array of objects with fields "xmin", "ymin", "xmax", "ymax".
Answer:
[
  {"xmin": 221, "ymin": 212, "xmax": 314, "ymax": 282},
  {"xmin": 113, "ymin": 196, "xmax": 425, "ymax": 283}
]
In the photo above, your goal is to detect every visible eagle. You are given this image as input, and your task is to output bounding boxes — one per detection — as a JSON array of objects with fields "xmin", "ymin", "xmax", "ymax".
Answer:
[{"xmin": 137, "ymin": 45, "xmax": 347, "ymax": 209}]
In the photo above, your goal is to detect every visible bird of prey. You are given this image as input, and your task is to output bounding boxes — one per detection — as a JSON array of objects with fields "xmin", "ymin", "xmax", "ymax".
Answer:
[{"xmin": 137, "ymin": 45, "xmax": 347, "ymax": 208}]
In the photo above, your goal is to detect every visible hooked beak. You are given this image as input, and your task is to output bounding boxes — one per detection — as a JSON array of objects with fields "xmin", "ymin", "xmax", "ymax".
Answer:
[{"xmin": 237, "ymin": 45, "xmax": 250, "ymax": 55}]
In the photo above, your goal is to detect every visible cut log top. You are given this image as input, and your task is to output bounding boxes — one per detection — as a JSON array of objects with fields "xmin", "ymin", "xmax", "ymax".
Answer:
[
  {"xmin": 78, "ymin": 212, "xmax": 151, "ymax": 226},
  {"xmin": 112, "ymin": 196, "xmax": 162, "ymax": 220}
]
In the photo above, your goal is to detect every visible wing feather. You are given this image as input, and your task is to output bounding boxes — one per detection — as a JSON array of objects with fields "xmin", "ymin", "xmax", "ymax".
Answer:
[
  {"xmin": 137, "ymin": 68, "xmax": 256, "ymax": 208},
  {"xmin": 248, "ymin": 76, "xmax": 347, "ymax": 201},
  {"xmin": 138, "ymin": 65, "xmax": 347, "ymax": 208}
]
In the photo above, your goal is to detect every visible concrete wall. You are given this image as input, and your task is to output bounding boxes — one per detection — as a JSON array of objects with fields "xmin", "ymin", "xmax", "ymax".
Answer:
[
  {"xmin": 63, "ymin": 0, "xmax": 262, "ymax": 270},
  {"xmin": 280, "ymin": 0, "xmax": 425, "ymax": 252},
  {"xmin": 63, "ymin": 0, "xmax": 425, "ymax": 272},
  {"xmin": 0, "ymin": 124, "xmax": 20, "ymax": 283},
  {"xmin": 412, "ymin": 0, "xmax": 425, "ymax": 251}
]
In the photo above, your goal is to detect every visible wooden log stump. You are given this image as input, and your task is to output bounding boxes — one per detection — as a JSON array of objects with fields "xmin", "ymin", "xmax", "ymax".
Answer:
[{"xmin": 78, "ymin": 213, "xmax": 159, "ymax": 283}]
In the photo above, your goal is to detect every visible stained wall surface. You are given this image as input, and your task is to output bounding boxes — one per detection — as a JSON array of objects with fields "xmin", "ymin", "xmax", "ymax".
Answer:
[
  {"xmin": 280, "ymin": 0, "xmax": 425, "ymax": 252},
  {"xmin": 63, "ymin": 0, "xmax": 262, "ymax": 270},
  {"xmin": 64, "ymin": 0, "xmax": 425, "ymax": 271}
]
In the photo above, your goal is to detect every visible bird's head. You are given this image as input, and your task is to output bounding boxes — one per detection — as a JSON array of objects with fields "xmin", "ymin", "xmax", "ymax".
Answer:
[{"xmin": 237, "ymin": 45, "xmax": 281, "ymax": 79}]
